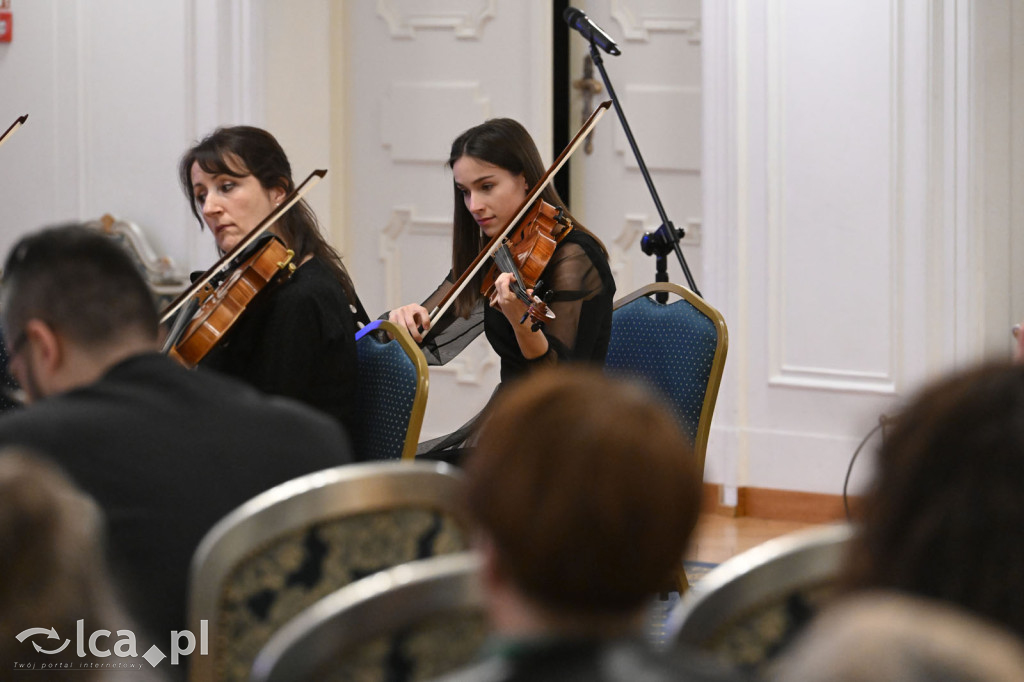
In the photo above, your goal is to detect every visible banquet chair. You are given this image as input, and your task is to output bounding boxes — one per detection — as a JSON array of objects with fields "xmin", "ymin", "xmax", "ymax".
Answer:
[
  {"xmin": 605, "ymin": 282, "xmax": 727, "ymax": 592},
  {"xmin": 665, "ymin": 523, "xmax": 854, "ymax": 673},
  {"xmin": 353, "ymin": 319, "xmax": 429, "ymax": 460},
  {"xmin": 605, "ymin": 282, "xmax": 728, "ymax": 477},
  {"xmin": 249, "ymin": 552, "xmax": 488, "ymax": 682},
  {"xmin": 187, "ymin": 461, "xmax": 468, "ymax": 682}
]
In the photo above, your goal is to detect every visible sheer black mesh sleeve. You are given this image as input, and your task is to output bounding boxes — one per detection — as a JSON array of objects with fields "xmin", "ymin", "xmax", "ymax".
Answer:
[
  {"xmin": 527, "ymin": 239, "xmax": 610, "ymax": 367},
  {"xmin": 386, "ymin": 272, "xmax": 485, "ymax": 366}
]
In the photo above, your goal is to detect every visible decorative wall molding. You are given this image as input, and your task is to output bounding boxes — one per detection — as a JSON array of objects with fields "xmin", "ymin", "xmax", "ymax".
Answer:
[
  {"xmin": 381, "ymin": 206, "xmax": 498, "ymax": 386},
  {"xmin": 185, "ymin": 0, "xmax": 263, "ymax": 269},
  {"xmin": 616, "ymin": 85, "xmax": 701, "ymax": 171},
  {"xmin": 764, "ymin": 0, "xmax": 901, "ymax": 395},
  {"xmin": 436, "ymin": 342, "xmax": 499, "ymax": 386},
  {"xmin": 69, "ymin": 0, "xmax": 87, "ymax": 219},
  {"xmin": 678, "ymin": 217, "xmax": 702, "ymax": 245},
  {"xmin": 611, "ymin": 0, "xmax": 701, "ymax": 44},
  {"xmin": 381, "ymin": 82, "xmax": 490, "ymax": 162},
  {"xmin": 611, "ymin": 214, "xmax": 702, "ymax": 292},
  {"xmin": 375, "ymin": 0, "xmax": 496, "ymax": 39},
  {"xmin": 767, "ymin": 368, "xmax": 897, "ymax": 395},
  {"xmin": 611, "ymin": 215, "xmax": 646, "ymax": 286},
  {"xmin": 380, "ymin": 206, "xmax": 450, "ymax": 307}
]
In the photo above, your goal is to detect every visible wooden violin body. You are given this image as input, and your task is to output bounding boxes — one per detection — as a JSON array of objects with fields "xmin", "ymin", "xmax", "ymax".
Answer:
[
  {"xmin": 480, "ymin": 199, "xmax": 574, "ymax": 329},
  {"xmin": 168, "ymin": 236, "xmax": 296, "ymax": 368},
  {"xmin": 480, "ymin": 199, "xmax": 573, "ymax": 297}
]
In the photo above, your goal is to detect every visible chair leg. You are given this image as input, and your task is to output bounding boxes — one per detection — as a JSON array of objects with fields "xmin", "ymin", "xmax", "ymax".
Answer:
[{"xmin": 676, "ymin": 565, "xmax": 691, "ymax": 595}]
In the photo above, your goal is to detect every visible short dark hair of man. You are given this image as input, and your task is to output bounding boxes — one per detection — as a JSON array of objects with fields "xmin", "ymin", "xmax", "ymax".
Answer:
[
  {"xmin": 1, "ymin": 224, "xmax": 159, "ymax": 350},
  {"xmin": 465, "ymin": 367, "xmax": 703, "ymax": 616}
]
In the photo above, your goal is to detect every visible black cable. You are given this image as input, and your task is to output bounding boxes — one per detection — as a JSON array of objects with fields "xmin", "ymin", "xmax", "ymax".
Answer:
[{"xmin": 842, "ymin": 415, "xmax": 891, "ymax": 520}]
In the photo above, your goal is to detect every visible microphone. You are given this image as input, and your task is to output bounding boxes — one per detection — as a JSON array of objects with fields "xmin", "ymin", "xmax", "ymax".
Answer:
[{"xmin": 563, "ymin": 6, "xmax": 621, "ymax": 56}]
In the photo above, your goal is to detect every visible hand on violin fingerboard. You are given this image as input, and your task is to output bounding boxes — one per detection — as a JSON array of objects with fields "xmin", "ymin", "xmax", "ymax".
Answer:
[
  {"xmin": 488, "ymin": 273, "xmax": 529, "ymax": 320},
  {"xmin": 490, "ymin": 273, "xmax": 549, "ymax": 360}
]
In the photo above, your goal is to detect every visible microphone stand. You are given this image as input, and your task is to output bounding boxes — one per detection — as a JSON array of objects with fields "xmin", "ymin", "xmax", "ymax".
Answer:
[{"xmin": 587, "ymin": 42, "xmax": 701, "ymax": 301}]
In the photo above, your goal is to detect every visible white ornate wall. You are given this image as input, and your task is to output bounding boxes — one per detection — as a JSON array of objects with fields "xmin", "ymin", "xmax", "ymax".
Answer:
[
  {"xmin": 0, "ymin": 0, "xmax": 269, "ymax": 274},
  {"xmin": 701, "ymin": 0, "xmax": 1024, "ymax": 499},
  {"xmin": 2, "ymin": 1, "xmax": 1021, "ymax": 499}
]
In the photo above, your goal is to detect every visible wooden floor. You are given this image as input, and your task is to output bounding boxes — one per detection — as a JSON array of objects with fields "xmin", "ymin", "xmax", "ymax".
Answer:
[{"xmin": 685, "ymin": 514, "xmax": 817, "ymax": 565}]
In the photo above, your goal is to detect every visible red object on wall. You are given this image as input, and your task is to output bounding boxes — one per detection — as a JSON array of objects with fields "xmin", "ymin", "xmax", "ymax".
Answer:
[{"xmin": 0, "ymin": 13, "xmax": 11, "ymax": 43}]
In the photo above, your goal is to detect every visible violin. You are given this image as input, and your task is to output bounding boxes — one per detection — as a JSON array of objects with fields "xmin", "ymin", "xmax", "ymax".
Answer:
[
  {"xmin": 166, "ymin": 235, "xmax": 296, "ymax": 368},
  {"xmin": 160, "ymin": 169, "xmax": 326, "ymax": 366},
  {"xmin": 480, "ymin": 198, "xmax": 574, "ymax": 330},
  {"xmin": 424, "ymin": 101, "xmax": 612, "ymax": 335}
]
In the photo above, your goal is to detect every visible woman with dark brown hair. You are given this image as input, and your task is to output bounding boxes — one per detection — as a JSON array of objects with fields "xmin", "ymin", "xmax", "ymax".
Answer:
[
  {"xmin": 178, "ymin": 126, "xmax": 367, "ymax": 436},
  {"xmin": 388, "ymin": 118, "xmax": 615, "ymax": 382},
  {"xmin": 387, "ymin": 119, "xmax": 615, "ymax": 458}
]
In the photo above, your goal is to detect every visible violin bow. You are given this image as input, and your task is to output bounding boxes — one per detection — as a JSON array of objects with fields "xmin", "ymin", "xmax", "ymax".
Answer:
[
  {"xmin": 159, "ymin": 168, "xmax": 327, "ymax": 323},
  {"xmin": 426, "ymin": 100, "xmax": 612, "ymax": 332},
  {"xmin": 0, "ymin": 115, "xmax": 28, "ymax": 151}
]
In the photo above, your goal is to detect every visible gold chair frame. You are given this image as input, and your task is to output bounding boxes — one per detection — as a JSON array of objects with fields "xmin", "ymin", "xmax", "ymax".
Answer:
[
  {"xmin": 249, "ymin": 552, "xmax": 485, "ymax": 682},
  {"xmin": 611, "ymin": 282, "xmax": 728, "ymax": 476},
  {"xmin": 666, "ymin": 523, "xmax": 854, "ymax": 664},
  {"xmin": 355, "ymin": 319, "xmax": 430, "ymax": 460},
  {"xmin": 186, "ymin": 461, "xmax": 465, "ymax": 682}
]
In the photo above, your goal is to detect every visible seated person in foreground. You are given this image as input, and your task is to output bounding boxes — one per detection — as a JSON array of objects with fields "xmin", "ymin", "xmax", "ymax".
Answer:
[
  {"xmin": 0, "ymin": 225, "xmax": 352, "ymax": 651},
  {"xmin": 437, "ymin": 367, "xmax": 744, "ymax": 682},
  {"xmin": 0, "ymin": 449, "xmax": 165, "ymax": 680},
  {"xmin": 771, "ymin": 361, "xmax": 1024, "ymax": 680},
  {"xmin": 769, "ymin": 591, "xmax": 1024, "ymax": 682}
]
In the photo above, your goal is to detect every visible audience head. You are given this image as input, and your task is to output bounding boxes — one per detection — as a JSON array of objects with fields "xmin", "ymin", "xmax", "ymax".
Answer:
[
  {"xmin": 1, "ymin": 224, "xmax": 159, "ymax": 402},
  {"xmin": 0, "ymin": 449, "xmax": 128, "ymax": 673},
  {"xmin": 465, "ymin": 368, "xmax": 702, "ymax": 635},
  {"xmin": 844, "ymin": 361, "xmax": 1024, "ymax": 639}
]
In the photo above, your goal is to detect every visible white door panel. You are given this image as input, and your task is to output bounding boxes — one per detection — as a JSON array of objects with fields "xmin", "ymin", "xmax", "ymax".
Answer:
[{"xmin": 567, "ymin": 0, "xmax": 704, "ymax": 301}]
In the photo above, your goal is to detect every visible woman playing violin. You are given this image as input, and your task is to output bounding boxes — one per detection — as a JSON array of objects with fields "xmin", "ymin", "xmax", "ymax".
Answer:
[
  {"xmin": 178, "ymin": 126, "xmax": 367, "ymax": 435},
  {"xmin": 389, "ymin": 117, "xmax": 615, "ymax": 390}
]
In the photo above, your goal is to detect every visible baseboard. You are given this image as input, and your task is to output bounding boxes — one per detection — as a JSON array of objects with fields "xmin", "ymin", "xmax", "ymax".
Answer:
[
  {"xmin": 701, "ymin": 483, "xmax": 738, "ymax": 517},
  {"xmin": 702, "ymin": 483, "xmax": 857, "ymax": 524}
]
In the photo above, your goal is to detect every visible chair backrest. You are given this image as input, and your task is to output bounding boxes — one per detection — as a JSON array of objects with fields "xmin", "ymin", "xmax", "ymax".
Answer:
[
  {"xmin": 249, "ymin": 552, "xmax": 488, "ymax": 682},
  {"xmin": 605, "ymin": 282, "xmax": 728, "ymax": 475},
  {"xmin": 665, "ymin": 523, "xmax": 854, "ymax": 672},
  {"xmin": 187, "ymin": 461, "xmax": 468, "ymax": 682},
  {"xmin": 354, "ymin": 319, "xmax": 429, "ymax": 460}
]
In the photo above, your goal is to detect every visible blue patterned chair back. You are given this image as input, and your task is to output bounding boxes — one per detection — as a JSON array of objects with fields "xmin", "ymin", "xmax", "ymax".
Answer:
[
  {"xmin": 250, "ymin": 553, "xmax": 488, "ymax": 682},
  {"xmin": 354, "ymin": 320, "xmax": 429, "ymax": 461},
  {"xmin": 187, "ymin": 462, "xmax": 467, "ymax": 682},
  {"xmin": 605, "ymin": 283, "xmax": 728, "ymax": 473}
]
